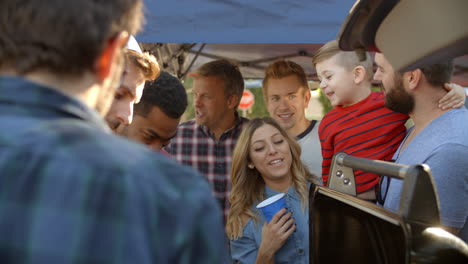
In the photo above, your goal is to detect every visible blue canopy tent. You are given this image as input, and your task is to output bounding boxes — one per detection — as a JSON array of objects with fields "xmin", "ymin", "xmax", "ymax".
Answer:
[
  {"xmin": 139, "ymin": 0, "xmax": 354, "ymax": 44},
  {"xmin": 136, "ymin": 0, "xmax": 468, "ymax": 86},
  {"xmin": 135, "ymin": 0, "xmax": 355, "ymax": 79}
]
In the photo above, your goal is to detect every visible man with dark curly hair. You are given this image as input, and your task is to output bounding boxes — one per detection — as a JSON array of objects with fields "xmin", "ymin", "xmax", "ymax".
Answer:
[{"xmin": 119, "ymin": 71, "xmax": 188, "ymax": 151}]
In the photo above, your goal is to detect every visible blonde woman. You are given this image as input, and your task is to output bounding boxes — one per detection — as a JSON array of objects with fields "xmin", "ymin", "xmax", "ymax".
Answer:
[{"xmin": 227, "ymin": 117, "xmax": 319, "ymax": 264}]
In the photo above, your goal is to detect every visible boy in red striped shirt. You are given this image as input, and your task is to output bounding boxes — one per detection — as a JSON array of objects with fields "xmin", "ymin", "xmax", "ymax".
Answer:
[{"xmin": 313, "ymin": 40, "xmax": 465, "ymax": 201}]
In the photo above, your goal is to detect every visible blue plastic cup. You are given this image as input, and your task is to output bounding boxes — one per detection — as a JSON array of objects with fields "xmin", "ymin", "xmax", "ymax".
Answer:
[{"xmin": 256, "ymin": 193, "xmax": 287, "ymax": 222}]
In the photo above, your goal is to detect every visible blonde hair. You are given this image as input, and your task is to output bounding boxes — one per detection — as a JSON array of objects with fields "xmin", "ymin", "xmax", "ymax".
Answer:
[
  {"xmin": 226, "ymin": 117, "xmax": 318, "ymax": 240},
  {"xmin": 312, "ymin": 40, "xmax": 374, "ymax": 81},
  {"xmin": 125, "ymin": 49, "xmax": 160, "ymax": 81},
  {"xmin": 262, "ymin": 60, "xmax": 309, "ymax": 101}
]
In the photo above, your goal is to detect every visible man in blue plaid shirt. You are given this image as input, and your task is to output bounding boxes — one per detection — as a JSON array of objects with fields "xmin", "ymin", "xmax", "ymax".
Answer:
[{"xmin": 0, "ymin": 0, "xmax": 226, "ymax": 263}]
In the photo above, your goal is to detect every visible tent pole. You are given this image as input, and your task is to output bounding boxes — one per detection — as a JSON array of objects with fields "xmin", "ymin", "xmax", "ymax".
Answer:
[{"xmin": 181, "ymin": 43, "xmax": 206, "ymax": 79}]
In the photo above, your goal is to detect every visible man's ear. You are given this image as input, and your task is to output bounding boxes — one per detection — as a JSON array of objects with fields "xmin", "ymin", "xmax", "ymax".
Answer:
[
  {"xmin": 353, "ymin": 66, "xmax": 366, "ymax": 85},
  {"xmin": 303, "ymin": 88, "xmax": 311, "ymax": 107},
  {"xmin": 406, "ymin": 69, "xmax": 423, "ymax": 91},
  {"xmin": 227, "ymin": 94, "xmax": 239, "ymax": 109},
  {"xmin": 94, "ymin": 32, "xmax": 129, "ymax": 82}
]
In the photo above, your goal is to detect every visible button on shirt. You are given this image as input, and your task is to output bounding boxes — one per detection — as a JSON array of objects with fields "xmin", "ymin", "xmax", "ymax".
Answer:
[
  {"xmin": 166, "ymin": 116, "xmax": 249, "ymax": 222},
  {"xmin": 230, "ymin": 185, "xmax": 310, "ymax": 264},
  {"xmin": 0, "ymin": 77, "xmax": 227, "ymax": 263}
]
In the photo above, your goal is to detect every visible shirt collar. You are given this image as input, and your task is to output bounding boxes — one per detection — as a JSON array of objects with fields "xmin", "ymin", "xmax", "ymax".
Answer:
[
  {"xmin": 0, "ymin": 76, "xmax": 110, "ymax": 132},
  {"xmin": 265, "ymin": 184, "xmax": 301, "ymax": 202},
  {"xmin": 198, "ymin": 111, "xmax": 246, "ymax": 138},
  {"xmin": 296, "ymin": 120, "xmax": 317, "ymax": 140}
]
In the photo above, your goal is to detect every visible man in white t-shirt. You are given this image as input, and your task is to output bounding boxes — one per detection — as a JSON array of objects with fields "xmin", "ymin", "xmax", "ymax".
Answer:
[{"xmin": 262, "ymin": 60, "xmax": 322, "ymax": 181}]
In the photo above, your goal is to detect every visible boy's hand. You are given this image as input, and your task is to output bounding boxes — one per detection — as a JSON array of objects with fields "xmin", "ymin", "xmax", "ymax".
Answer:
[{"xmin": 439, "ymin": 83, "xmax": 465, "ymax": 110}]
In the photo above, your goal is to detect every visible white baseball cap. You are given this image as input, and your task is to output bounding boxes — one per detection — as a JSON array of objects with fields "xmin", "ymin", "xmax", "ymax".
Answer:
[{"xmin": 125, "ymin": 35, "xmax": 142, "ymax": 54}]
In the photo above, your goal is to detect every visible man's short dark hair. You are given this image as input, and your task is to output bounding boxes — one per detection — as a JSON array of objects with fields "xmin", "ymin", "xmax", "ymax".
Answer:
[
  {"xmin": 134, "ymin": 71, "xmax": 188, "ymax": 119},
  {"xmin": 0, "ymin": 0, "xmax": 143, "ymax": 76},
  {"xmin": 420, "ymin": 60, "xmax": 454, "ymax": 87}
]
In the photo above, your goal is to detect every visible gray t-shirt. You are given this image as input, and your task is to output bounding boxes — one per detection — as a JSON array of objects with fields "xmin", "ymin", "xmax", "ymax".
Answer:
[{"xmin": 384, "ymin": 108, "xmax": 468, "ymax": 242}]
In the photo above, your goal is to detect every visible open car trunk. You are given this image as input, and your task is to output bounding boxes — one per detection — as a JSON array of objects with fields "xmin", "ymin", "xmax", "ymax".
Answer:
[
  {"xmin": 310, "ymin": 187, "xmax": 407, "ymax": 263},
  {"xmin": 308, "ymin": 154, "xmax": 468, "ymax": 264}
]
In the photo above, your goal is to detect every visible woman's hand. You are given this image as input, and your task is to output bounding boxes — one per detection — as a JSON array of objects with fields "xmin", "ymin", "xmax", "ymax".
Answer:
[
  {"xmin": 439, "ymin": 83, "xmax": 466, "ymax": 110},
  {"xmin": 255, "ymin": 208, "xmax": 296, "ymax": 263}
]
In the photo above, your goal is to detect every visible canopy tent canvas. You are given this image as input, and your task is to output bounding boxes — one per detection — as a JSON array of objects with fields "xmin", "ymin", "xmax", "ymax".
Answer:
[
  {"xmin": 137, "ymin": 0, "xmax": 354, "ymax": 80},
  {"xmin": 137, "ymin": 0, "xmax": 468, "ymax": 86},
  {"xmin": 140, "ymin": 43, "xmax": 325, "ymax": 80},
  {"xmin": 139, "ymin": 0, "xmax": 354, "ymax": 44}
]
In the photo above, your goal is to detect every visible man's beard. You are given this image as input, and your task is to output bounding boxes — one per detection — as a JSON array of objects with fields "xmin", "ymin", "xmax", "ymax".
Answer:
[
  {"xmin": 384, "ymin": 76, "xmax": 415, "ymax": 115},
  {"xmin": 95, "ymin": 54, "xmax": 125, "ymax": 116}
]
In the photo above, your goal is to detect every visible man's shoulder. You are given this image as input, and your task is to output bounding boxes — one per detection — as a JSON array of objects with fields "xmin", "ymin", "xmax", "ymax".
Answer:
[
  {"xmin": 2, "ymin": 117, "xmax": 212, "ymax": 194},
  {"xmin": 7, "ymin": 118, "xmax": 166, "ymax": 173},
  {"xmin": 53, "ymin": 120, "xmax": 155, "ymax": 165},
  {"xmin": 75, "ymin": 129, "xmax": 202, "ymax": 188},
  {"xmin": 444, "ymin": 108, "xmax": 468, "ymax": 128},
  {"xmin": 171, "ymin": 119, "xmax": 207, "ymax": 143},
  {"xmin": 423, "ymin": 108, "xmax": 468, "ymax": 144},
  {"xmin": 178, "ymin": 119, "xmax": 197, "ymax": 128},
  {"xmin": 233, "ymin": 116, "xmax": 250, "ymax": 134},
  {"xmin": 239, "ymin": 116, "xmax": 250, "ymax": 125},
  {"xmin": 175, "ymin": 119, "xmax": 199, "ymax": 135},
  {"xmin": 402, "ymin": 110, "xmax": 468, "ymax": 163},
  {"xmin": 298, "ymin": 120, "xmax": 320, "ymax": 140}
]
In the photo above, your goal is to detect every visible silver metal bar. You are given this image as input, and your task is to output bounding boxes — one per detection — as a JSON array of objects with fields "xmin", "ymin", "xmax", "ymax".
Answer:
[{"xmin": 335, "ymin": 152, "xmax": 409, "ymax": 180}]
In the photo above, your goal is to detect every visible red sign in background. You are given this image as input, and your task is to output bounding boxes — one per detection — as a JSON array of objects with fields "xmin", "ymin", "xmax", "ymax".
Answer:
[{"xmin": 239, "ymin": 90, "xmax": 255, "ymax": 110}]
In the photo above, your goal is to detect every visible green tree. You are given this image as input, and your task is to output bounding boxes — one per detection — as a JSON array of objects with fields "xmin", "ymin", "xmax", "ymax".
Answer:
[{"xmin": 318, "ymin": 88, "xmax": 332, "ymax": 115}]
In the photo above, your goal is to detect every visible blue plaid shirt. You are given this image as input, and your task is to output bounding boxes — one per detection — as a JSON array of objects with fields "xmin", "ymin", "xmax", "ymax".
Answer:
[{"xmin": 0, "ymin": 76, "xmax": 227, "ymax": 263}]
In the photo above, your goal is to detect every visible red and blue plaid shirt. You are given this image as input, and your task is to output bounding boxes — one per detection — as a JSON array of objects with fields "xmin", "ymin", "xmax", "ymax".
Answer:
[{"xmin": 166, "ymin": 114, "xmax": 249, "ymax": 222}]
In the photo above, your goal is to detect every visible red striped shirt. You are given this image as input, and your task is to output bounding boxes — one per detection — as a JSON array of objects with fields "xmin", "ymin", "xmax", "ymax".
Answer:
[{"xmin": 319, "ymin": 92, "xmax": 408, "ymax": 193}]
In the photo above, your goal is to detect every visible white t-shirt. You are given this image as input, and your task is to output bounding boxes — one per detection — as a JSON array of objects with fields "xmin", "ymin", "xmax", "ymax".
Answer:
[{"xmin": 297, "ymin": 120, "xmax": 322, "ymax": 183}]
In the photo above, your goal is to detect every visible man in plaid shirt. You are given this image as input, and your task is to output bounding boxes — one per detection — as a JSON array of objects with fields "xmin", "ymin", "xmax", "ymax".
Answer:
[
  {"xmin": 0, "ymin": 0, "xmax": 227, "ymax": 263},
  {"xmin": 166, "ymin": 60, "xmax": 249, "ymax": 223}
]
